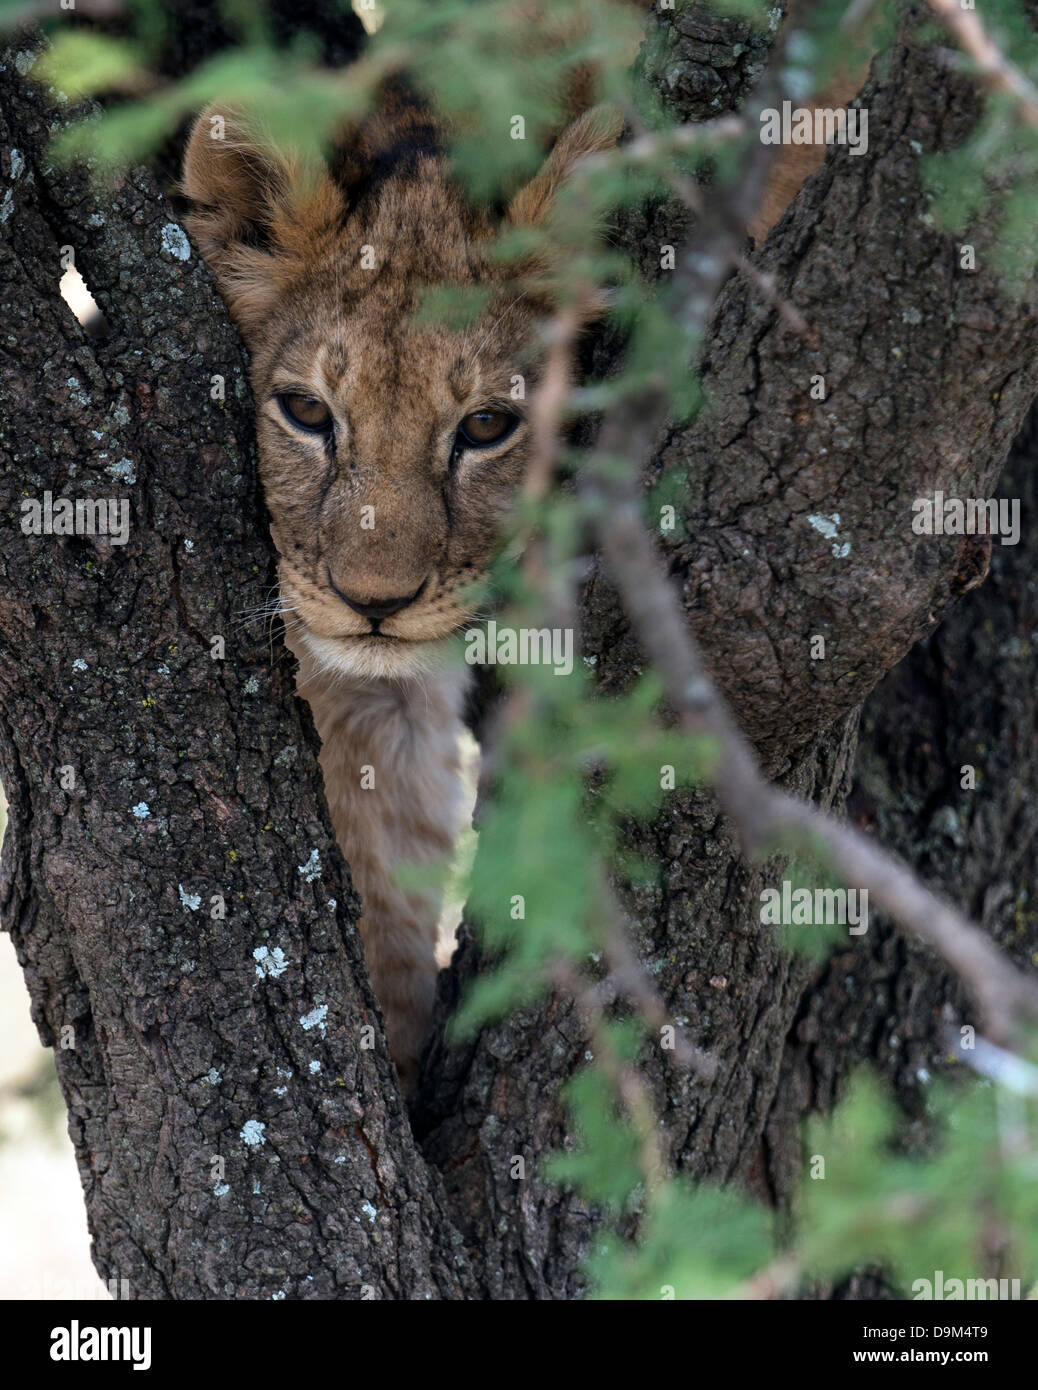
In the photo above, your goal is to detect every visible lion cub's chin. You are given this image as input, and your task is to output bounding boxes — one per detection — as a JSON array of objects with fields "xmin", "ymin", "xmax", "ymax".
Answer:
[{"xmin": 298, "ymin": 627, "xmax": 458, "ymax": 683}]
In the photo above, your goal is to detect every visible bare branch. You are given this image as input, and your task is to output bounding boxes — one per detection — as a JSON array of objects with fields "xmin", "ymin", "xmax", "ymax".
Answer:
[
  {"xmin": 730, "ymin": 253, "xmax": 811, "ymax": 339},
  {"xmin": 525, "ymin": 0, "xmax": 1038, "ymax": 1051},
  {"xmin": 927, "ymin": 0, "xmax": 1038, "ymax": 129},
  {"xmin": 582, "ymin": 392, "xmax": 1038, "ymax": 1046},
  {"xmin": 552, "ymin": 957, "xmax": 667, "ymax": 1193}
]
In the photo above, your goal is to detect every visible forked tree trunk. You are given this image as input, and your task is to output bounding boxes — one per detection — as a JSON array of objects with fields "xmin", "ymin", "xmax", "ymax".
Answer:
[{"xmin": 0, "ymin": 5, "xmax": 1035, "ymax": 1299}]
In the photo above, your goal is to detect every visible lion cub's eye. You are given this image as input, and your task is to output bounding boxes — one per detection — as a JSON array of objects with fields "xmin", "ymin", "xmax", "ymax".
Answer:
[
  {"xmin": 279, "ymin": 393, "xmax": 333, "ymax": 432},
  {"xmin": 457, "ymin": 409, "xmax": 518, "ymax": 449}
]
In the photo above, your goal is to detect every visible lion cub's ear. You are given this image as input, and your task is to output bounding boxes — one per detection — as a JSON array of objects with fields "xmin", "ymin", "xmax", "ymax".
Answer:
[
  {"xmin": 504, "ymin": 106, "xmax": 623, "ymax": 318},
  {"xmin": 506, "ymin": 106, "xmax": 623, "ymax": 228},
  {"xmin": 181, "ymin": 104, "xmax": 340, "ymax": 334}
]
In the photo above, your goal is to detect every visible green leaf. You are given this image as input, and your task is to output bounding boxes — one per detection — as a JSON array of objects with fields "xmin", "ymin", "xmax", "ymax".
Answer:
[{"xmin": 34, "ymin": 33, "xmax": 147, "ymax": 101}]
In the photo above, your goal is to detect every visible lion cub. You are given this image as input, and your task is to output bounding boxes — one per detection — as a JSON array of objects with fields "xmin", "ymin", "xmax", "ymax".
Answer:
[{"xmin": 182, "ymin": 93, "xmax": 616, "ymax": 1089}]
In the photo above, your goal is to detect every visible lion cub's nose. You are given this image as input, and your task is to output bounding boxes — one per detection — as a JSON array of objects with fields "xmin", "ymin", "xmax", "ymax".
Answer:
[{"xmin": 331, "ymin": 576, "xmax": 428, "ymax": 625}]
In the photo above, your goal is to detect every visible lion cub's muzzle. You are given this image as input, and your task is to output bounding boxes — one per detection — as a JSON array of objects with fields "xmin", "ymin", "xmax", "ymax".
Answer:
[{"xmin": 328, "ymin": 574, "xmax": 430, "ymax": 631}]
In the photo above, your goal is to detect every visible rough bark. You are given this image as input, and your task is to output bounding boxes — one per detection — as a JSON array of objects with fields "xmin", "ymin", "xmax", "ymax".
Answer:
[
  {"xmin": 419, "ymin": 8, "xmax": 1038, "ymax": 1298},
  {"xmin": 0, "ymin": 2, "xmax": 1035, "ymax": 1302},
  {"xmin": 0, "ymin": 42, "xmax": 469, "ymax": 1300},
  {"xmin": 757, "ymin": 411, "xmax": 1038, "ymax": 1228}
]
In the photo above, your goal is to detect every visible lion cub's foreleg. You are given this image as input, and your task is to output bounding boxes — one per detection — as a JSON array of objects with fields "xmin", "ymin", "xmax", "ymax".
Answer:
[{"xmin": 293, "ymin": 657, "xmax": 469, "ymax": 1092}]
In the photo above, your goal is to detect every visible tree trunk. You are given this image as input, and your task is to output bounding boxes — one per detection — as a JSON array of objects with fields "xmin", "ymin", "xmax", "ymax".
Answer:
[
  {"xmin": 0, "ymin": 43, "xmax": 469, "ymax": 1300},
  {"xmin": 1, "ymin": 5, "xmax": 1035, "ymax": 1300},
  {"xmin": 420, "ymin": 7, "xmax": 1038, "ymax": 1297}
]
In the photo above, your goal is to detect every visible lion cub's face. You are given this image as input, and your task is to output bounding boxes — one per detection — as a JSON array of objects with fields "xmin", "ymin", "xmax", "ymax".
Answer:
[{"xmin": 183, "ymin": 103, "xmax": 614, "ymax": 680}]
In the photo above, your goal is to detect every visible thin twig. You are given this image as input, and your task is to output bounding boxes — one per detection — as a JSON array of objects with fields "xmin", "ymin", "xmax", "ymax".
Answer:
[
  {"xmin": 552, "ymin": 957, "xmax": 667, "ymax": 1194},
  {"xmin": 593, "ymin": 872, "xmax": 717, "ymax": 1081},
  {"xmin": 731, "ymin": 253, "xmax": 812, "ymax": 339},
  {"xmin": 927, "ymin": 0, "xmax": 1038, "ymax": 130},
  {"xmin": 555, "ymin": 0, "xmax": 1038, "ymax": 1047},
  {"xmin": 582, "ymin": 399, "xmax": 1038, "ymax": 1045}
]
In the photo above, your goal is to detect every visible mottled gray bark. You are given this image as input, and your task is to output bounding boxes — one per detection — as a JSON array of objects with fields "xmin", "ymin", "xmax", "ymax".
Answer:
[
  {"xmin": 0, "ymin": 42, "xmax": 469, "ymax": 1300},
  {"xmin": 419, "ymin": 7, "xmax": 1038, "ymax": 1298},
  {"xmin": 1, "ymin": 3, "xmax": 1035, "ymax": 1302}
]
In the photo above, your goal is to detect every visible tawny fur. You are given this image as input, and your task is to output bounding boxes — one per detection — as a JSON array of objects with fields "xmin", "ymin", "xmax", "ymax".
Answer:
[
  {"xmin": 180, "ymin": 37, "xmax": 858, "ymax": 1089},
  {"xmin": 749, "ymin": 2, "xmax": 871, "ymax": 243},
  {"xmin": 292, "ymin": 644, "xmax": 469, "ymax": 1092},
  {"xmin": 182, "ymin": 91, "xmax": 617, "ymax": 1090}
]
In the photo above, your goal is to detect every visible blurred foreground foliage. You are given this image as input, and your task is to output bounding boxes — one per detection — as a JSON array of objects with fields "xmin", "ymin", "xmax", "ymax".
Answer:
[{"xmin": 8, "ymin": 0, "xmax": 1038, "ymax": 1299}]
